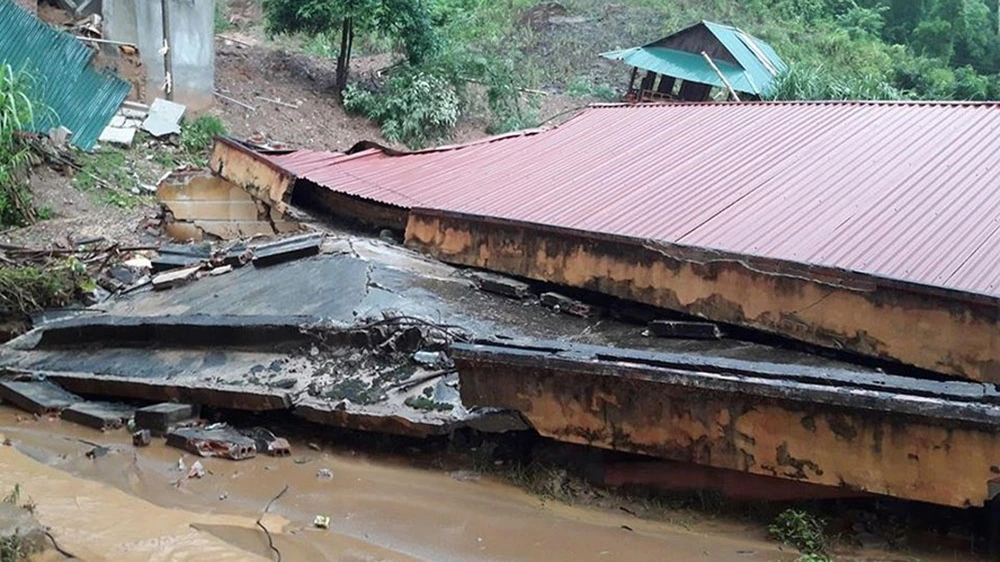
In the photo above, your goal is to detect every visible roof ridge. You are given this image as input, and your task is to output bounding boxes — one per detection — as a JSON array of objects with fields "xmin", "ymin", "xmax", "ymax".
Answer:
[{"xmin": 587, "ymin": 100, "xmax": 1000, "ymax": 109}]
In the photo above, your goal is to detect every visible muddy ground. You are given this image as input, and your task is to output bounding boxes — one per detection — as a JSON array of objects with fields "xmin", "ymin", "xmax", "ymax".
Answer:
[
  {"xmin": 0, "ymin": 406, "xmax": 794, "ymax": 562},
  {"xmin": 0, "ymin": 404, "xmax": 989, "ymax": 562}
]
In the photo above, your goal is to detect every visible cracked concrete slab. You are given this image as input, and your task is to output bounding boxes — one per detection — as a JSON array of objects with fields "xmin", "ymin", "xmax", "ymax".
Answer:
[{"xmin": 1, "ymin": 232, "xmax": 952, "ymax": 437}]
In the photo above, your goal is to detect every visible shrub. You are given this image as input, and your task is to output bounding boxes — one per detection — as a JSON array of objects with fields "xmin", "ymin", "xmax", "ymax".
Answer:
[
  {"xmin": 769, "ymin": 508, "xmax": 831, "ymax": 559},
  {"xmin": 180, "ymin": 115, "xmax": 227, "ymax": 156},
  {"xmin": 0, "ymin": 64, "xmax": 36, "ymax": 228},
  {"xmin": 0, "ymin": 261, "xmax": 81, "ymax": 318},
  {"xmin": 345, "ymin": 68, "xmax": 459, "ymax": 148}
]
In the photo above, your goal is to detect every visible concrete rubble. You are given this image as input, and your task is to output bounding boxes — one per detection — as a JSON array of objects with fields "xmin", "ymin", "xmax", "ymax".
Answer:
[
  {"xmin": 142, "ymin": 98, "xmax": 186, "ymax": 137},
  {"xmin": 134, "ymin": 402, "xmax": 199, "ymax": 434},
  {"xmin": 166, "ymin": 425, "xmax": 257, "ymax": 460},
  {"xmin": 61, "ymin": 401, "xmax": 134, "ymax": 430},
  {"xmin": 98, "ymin": 103, "xmax": 152, "ymax": 148},
  {"xmin": 0, "ymin": 380, "xmax": 80, "ymax": 415}
]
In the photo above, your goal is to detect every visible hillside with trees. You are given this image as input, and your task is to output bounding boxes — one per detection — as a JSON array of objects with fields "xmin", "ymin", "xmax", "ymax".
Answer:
[{"xmin": 261, "ymin": 0, "xmax": 1000, "ymax": 146}]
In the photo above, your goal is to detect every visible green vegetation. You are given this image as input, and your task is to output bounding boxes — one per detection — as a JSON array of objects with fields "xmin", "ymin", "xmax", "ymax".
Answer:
[
  {"xmin": 404, "ymin": 394, "xmax": 454, "ymax": 411},
  {"xmin": 0, "ymin": 64, "xmax": 39, "ymax": 228},
  {"xmin": 0, "ymin": 260, "xmax": 84, "ymax": 319},
  {"xmin": 769, "ymin": 508, "xmax": 832, "ymax": 561},
  {"xmin": 72, "ymin": 148, "xmax": 140, "ymax": 208},
  {"xmin": 1, "ymin": 485, "xmax": 39, "ymax": 562},
  {"xmin": 215, "ymin": 0, "xmax": 234, "ymax": 33},
  {"xmin": 345, "ymin": 69, "xmax": 459, "ymax": 148},
  {"xmin": 263, "ymin": 0, "xmax": 438, "ymax": 96},
  {"xmin": 267, "ymin": 0, "xmax": 1000, "ymax": 145},
  {"xmin": 180, "ymin": 114, "xmax": 227, "ymax": 157}
]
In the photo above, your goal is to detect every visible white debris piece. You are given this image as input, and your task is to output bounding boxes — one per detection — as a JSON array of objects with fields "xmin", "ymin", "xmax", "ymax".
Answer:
[
  {"xmin": 142, "ymin": 98, "xmax": 186, "ymax": 137},
  {"xmin": 98, "ymin": 125, "xmax": 136, "ymax": 147}
]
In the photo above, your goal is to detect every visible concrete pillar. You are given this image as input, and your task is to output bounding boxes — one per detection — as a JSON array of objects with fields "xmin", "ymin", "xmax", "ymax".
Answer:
[
  {"xmin": 135, "ymin": 0, "xmax": 167, "ymax": 99},
  {"xmin": 102, "ymin": 0, "xmax": 138, "ymax": 45},
  {"xmin": 103, "ymin": 0, "xmax": 166, "ymax": 101},
  {"xmin": 165, "ymin": 0, "xmax": 215, "ymax": 112}
]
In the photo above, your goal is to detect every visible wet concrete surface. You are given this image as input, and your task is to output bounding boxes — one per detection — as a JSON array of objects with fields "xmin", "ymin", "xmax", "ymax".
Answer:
[
  {"xmin": 0, "ymin": 407, "xmax": 805, "ymax": 562},
  {"xmin": 2, "ymin": 234, "xmax": 996, "ymax": 438}
]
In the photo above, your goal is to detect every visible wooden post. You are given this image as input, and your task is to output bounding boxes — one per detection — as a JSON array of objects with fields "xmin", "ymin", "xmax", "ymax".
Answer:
[
  {"xmin": 161, "ymin": 0, "xmax": 172, "ymax": 99},
  {"xmin": 701, "ymin": 51, "xmax": 740, "ymax": 102}
]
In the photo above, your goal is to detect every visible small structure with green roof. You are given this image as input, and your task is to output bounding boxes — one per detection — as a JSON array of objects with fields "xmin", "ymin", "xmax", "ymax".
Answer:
[{"xmin": 601, "ymin": 20, "xmax": 786, "ymax": 102}]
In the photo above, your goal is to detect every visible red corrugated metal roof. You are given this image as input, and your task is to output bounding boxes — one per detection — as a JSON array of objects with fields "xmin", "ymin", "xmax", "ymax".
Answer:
[{"xmin": 269, "ymin": 101, "xmax": 1000, "ymax": 298}]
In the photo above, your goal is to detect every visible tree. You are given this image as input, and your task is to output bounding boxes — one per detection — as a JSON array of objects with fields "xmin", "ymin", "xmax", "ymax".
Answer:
[{"xmin": 262, "ymin": 0, "xmax": 437, "ymax": 98}]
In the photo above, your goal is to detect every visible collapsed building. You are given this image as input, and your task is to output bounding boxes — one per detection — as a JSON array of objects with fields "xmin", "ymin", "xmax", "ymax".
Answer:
[{"xmin": 6, "ymin": 100, "xmax": 1000, "ymax": 522}]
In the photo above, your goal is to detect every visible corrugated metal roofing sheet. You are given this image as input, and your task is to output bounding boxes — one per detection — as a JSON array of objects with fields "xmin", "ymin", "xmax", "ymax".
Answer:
[
  {"xmin": 600, "ymin": 46, "xmax": 758, "ymax": 94},
  {"xmin": 0, "ymin": 0, "xmax": 130, "ymax": 149},
  {"xmin": 701, "ymin": 21, "xmax": 786, "ymax": 89},
  {"xmin": 269, "ymin": 101, "xmax": 1000, "ymax": 299}
]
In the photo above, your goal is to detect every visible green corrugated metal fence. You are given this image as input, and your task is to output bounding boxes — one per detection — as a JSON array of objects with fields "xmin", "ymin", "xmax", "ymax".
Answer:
[{"xmin": 0, "ymin": 0, "xmax": 131, "ymax": 150}]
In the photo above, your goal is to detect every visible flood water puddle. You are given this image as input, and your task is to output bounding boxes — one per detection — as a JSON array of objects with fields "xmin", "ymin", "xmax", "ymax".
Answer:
[
  {"xmin": 0, "ymin": 407, "xmax": 802, "ymax": 562},
  {"xmin": 1, "ymin": 405, "xmax": 979, "ymax": 562}
]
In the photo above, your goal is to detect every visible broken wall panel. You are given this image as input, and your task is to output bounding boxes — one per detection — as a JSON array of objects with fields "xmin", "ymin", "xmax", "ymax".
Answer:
[
  {"xmin": 158, "ymin": 170, "xmax": 301, "ymax": 241},
  {"xmin": 406, "ymin": 209, "xmax": 1000, "ymax": 384},
  {"xmin": 453, "ymin": 343, "xmax": 1000, "ymax": 508},
  {"xmin": 210, "ymin": 139, "xmax": 297, "ymax": 214}
]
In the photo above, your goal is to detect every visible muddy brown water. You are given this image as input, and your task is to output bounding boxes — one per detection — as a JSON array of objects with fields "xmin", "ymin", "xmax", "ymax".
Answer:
[{"xmin": 0, "ymin": 407, "xmax": 982, "ymax": 562}]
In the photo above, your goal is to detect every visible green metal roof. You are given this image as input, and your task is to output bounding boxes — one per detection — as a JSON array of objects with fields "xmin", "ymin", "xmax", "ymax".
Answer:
[
  {"xmin": 601, "ymin": 20, "xmax": 787, "ymax": 96},
  {"xmin": 701, "ymin": 21, "xmax": 786, "ymax": 93},
  {"xmin": 600, "ymin": 46, "xmax": 758, "ymax": 94},
  {"xmin": 0, "ymin": 0, "xmax": 130, "ymax": 150}
]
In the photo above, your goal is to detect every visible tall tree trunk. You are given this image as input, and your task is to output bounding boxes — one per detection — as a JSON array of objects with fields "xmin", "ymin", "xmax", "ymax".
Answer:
[{"xmin": 335, "ymin": 17, "xmax": 354, "ymax": 101}]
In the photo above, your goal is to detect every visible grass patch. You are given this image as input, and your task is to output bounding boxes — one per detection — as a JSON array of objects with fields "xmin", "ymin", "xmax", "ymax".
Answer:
[
  {"xmin": 565, "ymin": 76, "xmax": 619, "ymax": 101},
  {"xmin": 0, "ymin": 261, "xmax": 84, "ymax": 319},
  {"xmin": 72, "ymin": 148, "xmax": 141, "ymax": 209},
  {"xmin": 0, "ymin": 485, "xmax": 39, "ymax": 562},
  {"xmin": 180, "ymin": 115, "xmax": 226, "ymax": 164},
  {"xmin": 0, "ymin": 535, "xmax": 30, "ymax": 562},
  {"xmin": 0, "ymin": 64, "xmax": 42, "ymax": 228},
  {"xmin": 404, "ymin": 395, "xmax": 454, "ymax": 411},
  {"xmin": 215, "ymin": 0, "xmax": 233, "ymax": 33},
  {"xmin": 769, "ymin": 508, "xmax": 832, "ymax": 561}
]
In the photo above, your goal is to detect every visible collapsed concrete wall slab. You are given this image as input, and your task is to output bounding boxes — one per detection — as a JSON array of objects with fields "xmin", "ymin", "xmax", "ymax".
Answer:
[
  {"xmin": 158, "ymin": 170, "xmax": 301, "ymax": 241},
  {"xmin": 406, "ymin": 209, "xmax": 1000, "ymax": 384},
  {"xmin": 453, "ymin": 341, "xmax": 1000, "ymax": 508}
]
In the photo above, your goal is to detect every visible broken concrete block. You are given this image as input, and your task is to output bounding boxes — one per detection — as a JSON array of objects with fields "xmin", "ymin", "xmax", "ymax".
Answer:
[
  {"xmin": 98, "ymin": 126, "xmax": 136, "ymax": 147},
  {"xmin": 647, "ymin": 320, "xmax": 722, "ymax": 340},
  {"xmin": 540, "ymin": 292, "xmax": 603, "ymax": 318},
  {"xmin": 468, "ymin": 271, "xmax": 532, "ymax": 299},
  {"xmin": 0, "ymin": 380, "xmax": 81, "ymax": 415},
  {"xmin": 61, "ymin": 402, "xmax": 135, "ymax": 431},
  {"xmin": 123, "ymin": 101, "xmax": 150, "ymax": 113},
  {"xmin": 134, "ymin": 402, "xmax": 200, "ymax": 434},
  {"xmin": 142, "ymin": 98, "xmax": 186, "ymax": 137},
  {"xmin": 132, "ymin": 429, "xmax": 152, "ymax": 447},
  {"xmin": 413, "ymin": 350, "xmax": 450, "ymax": 368},
  {"xmin": 151, "ymin": 254, "xmax": 206, "ymax": 273},
  {"xmin": 167, "ymin": 425, "xmax": 257, "ymax": 460},
  {"xmin": 240, "ymin": 427, "xmax": 291, "ymax": 457},
  {"xmin": 152, "ymin": 265, "xmax": 201, "ymax": 291},
  {"xmin": 151, "ymin": 244, "xmax": 213, "ymax": 273},
  {"xmin": 252, "ymin": 234, "xmax": 323, "ymax": 267},
  {"xmin": 120, "ymin": 107, "xmax": 148, "ymax": 120},
  {"xmin": 110, "ymin": 115, "xmax": 127, "ymax": 127}
]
